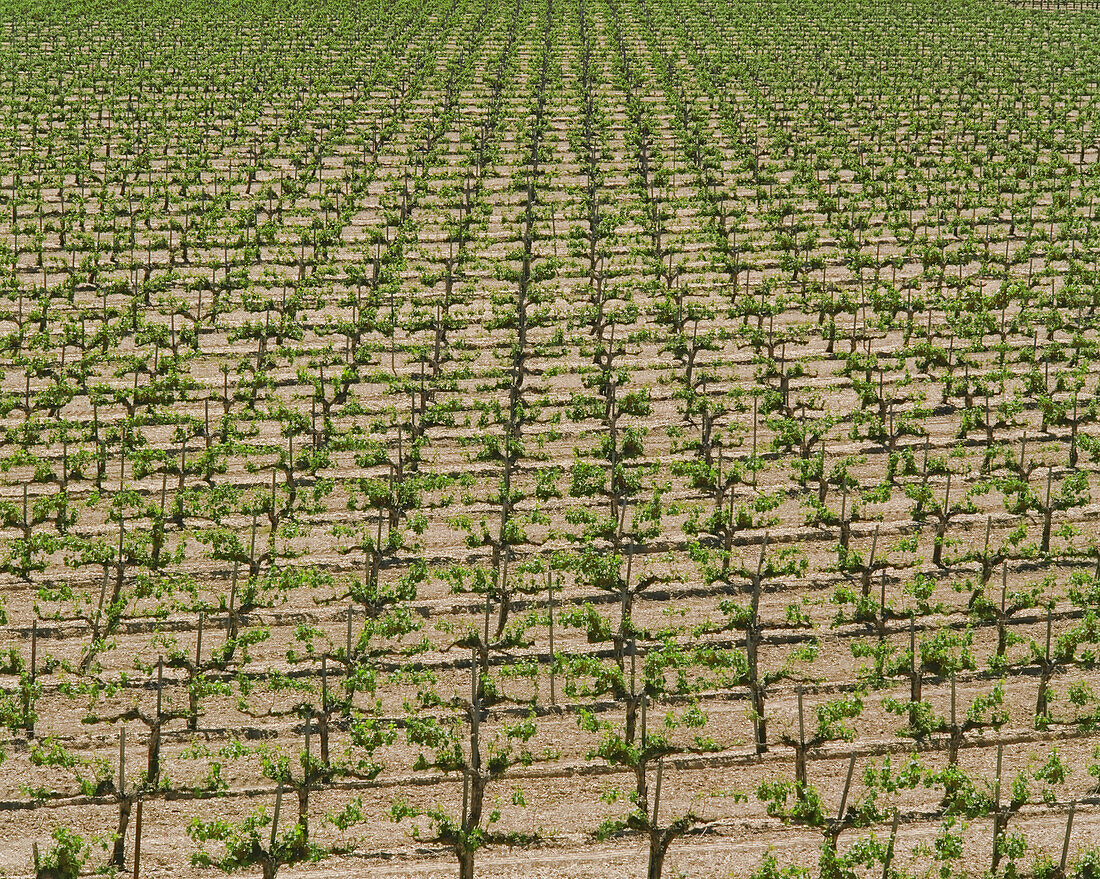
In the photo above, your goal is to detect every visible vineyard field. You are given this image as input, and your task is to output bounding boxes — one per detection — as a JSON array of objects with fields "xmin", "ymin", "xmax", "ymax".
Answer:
[{"xmin": 3, "ymin": 0, "xmax": 1100, "ymax": 877}]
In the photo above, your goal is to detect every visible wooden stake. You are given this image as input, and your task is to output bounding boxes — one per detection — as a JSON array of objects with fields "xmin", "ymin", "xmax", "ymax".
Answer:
[
  {"xmin": 119, "ymin": 728, "xmax": 126, "ymax": 796},
  {"xmin": 471, "ymin": 646, "xmax": 478, "ymax": 706},
  {"xmin": 653, "ymin": 757, "xmax": 664, "ymax": 824},
  {"xmin": 155, "ymin": 659, "xmax": 163, "ymax": 719},
  {"xmin": 950, "ymin": 673, "xmax": 956, "ymax": 730},
  {"xmin": 992, "ymin": 744, "xmax": 1004, "ymax": 871},
  {"xmin": 1061, "ymin": 802, "xmax": 1076, "ymax": 874},
  {"xmin": 882, "ymin": 810, "xmax": 899, "ymax": 879},
  {"xmin": 548, "ymin": 575, "xmax": 556, "ymax": 706},
  {"xmin": 94, "ymin": 565, "xmax": 109, "ymax": 641},
  {"xmin": 752, "ymin": 397, "xmax": 758, "ymax": 486},
  {"xmin": 630, "ymin": 641, "xmax": 637, "ymax": 699},
  {"xmin": 797, "ymin": 685, "xmax": 806, "ymax": 750},
  {"xmin": 483, "ymin": 591, "xmax": 490, "ymax": 650},
  {"xmin": 229, "ymin": 562, "xmax": 238, "ymax": 634},
  {"xmin": 910, "ymin": 617, "xmax": 922, "ymax": 730},
  {"xmin": 346, "ymin": 605, "xmax": 353, "ymax": 660},
  {"xmin": 470, "ymin": 646, "xmax": 480, "ymax": 776},
  {"xmin": 271, "ymin": 783, "xmax": 282, "ymax": 850},
  {"xmin": 1045, "ymin": 605, "xmax": 1052, "ymax": 662},
  {"xmin": 195, "ymin": 613, "xmax": 203, "ymax": 667},
  {"xmin": 133, "ymin": 797, "xmax": 142, "ymax": 879},
  {"xmin": 837, "ymin": 753, "xmax": 856, "ymax": 822}
]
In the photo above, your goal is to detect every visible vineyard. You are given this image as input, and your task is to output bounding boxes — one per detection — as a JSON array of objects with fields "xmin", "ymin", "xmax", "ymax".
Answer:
[{"xmin": 2, "ymin": 0, "xmax": 1100, "ymax": 876}]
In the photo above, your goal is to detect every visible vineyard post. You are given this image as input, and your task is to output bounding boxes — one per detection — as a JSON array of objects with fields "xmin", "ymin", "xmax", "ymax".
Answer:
[
  {"xmin": 470, "ymin": 644, "xmax": 479, "ymax": 776},
  {"xmin": 630, "ymin": 641, "xmax": 637, "ymax": 699},
  {"xmin": 990, "ymin": 512, "xmax": 998, "ymax": 567},
  {"xmin": 1041, "ymin": 468, "xmax": 1053, "ymax": 554},
  {"xmin": 92, "ymin": 566, "xmax": 109, "ymax": 653},
  {"xmin": 304, "ymin": 716, "xmax": 311, "ymax": 791},
  {"xmin": 795, "ymin": 685, "xmax": 807, "ymax": 788},
  {"xmin": 1037, "ymin": 606, "xmax": 1053, "ymax": 724},
  {"xmin": 319, "ymin": 656, "xmax": 329, "ymax": 765},
  {"xmin": 948, "ymin": 673, "xmax": 960, "ymax": 765},
  {"xmin": 828, "ymin": 753, "xmax": 856, "ymax": 845},
  {"xmin": 178, "ymin": 440, "xmax": 186, "ymax": 501},
  {"xmin": 979, "ymin": 515, "xmax": 994, "ymax": 584},
  {"xmin": 653, "ymin": 757, "xmax": 663, "ymax": 825},
  {"xmin": 196, "ymin": 612, "xmax": 203, "ymax": 666},
  {"xmin": 228, "ymin": 563, "xmax": 238, "ymax": 640},
  {"xmin": 840, "ymin": 486, "xmax": 850, "ymax": 551},
  {"xmin": 145, "ymin": 659, "xmax": 164, "ymax": 786},
  {"xmin": 133, "ymin": 797, "xmax": 142, "ymax": 879},
  {"xmin": 838, "ymin": 753, "xmax": 855, "ymax": 821},
  {"xmin": 879, "ymin": 570, "xmax": 888, "ymax": 634},
  {"xmin": 750, "ymin": 535, "xmax": 768, "ymax": 753},
  {"xmin": 991, "ymin": 744, "xmax": 1004, "ymax": 872},
  {"xmin": 862, "ymin": 524, "xmax": 879, "ymax": 598},
  {"xmin": 548, "ymin": 573, "xmax": 556, "ymax": 706},
  {"xmin": 921, "ymin": 438, "xmax": 929, "ymax": 492},
  {"xmin": 999, "ymin": 562, "xmax": 1008, "ymax": 657},
  {"xmin": 1060, "ymin": 802, "xmax": 1075, "ymax": 874},
  {"xmin": 112, "ymin": 728, "xmax": 132, "ymax": 869},
  {"xmin": 881, "ymin": 810, "xmax": 899, "ymax": 879},
  {"xmin": 933, "ymin": 473, "xmax": 951, "ymax": 567},
  {"xmin": 26, "ymin": 620, "xmax": 36, "ymax": 736},
  {"xmin": 271, "ymin": 783, "xmax": 282, "ymax": 850},
  {"xmin": 909, "ymin": 617, "xmax": 922, "ymax": 731},
  {"xmin": 483, "ymin": 589, "xmax": 491, "ymax": 653}
]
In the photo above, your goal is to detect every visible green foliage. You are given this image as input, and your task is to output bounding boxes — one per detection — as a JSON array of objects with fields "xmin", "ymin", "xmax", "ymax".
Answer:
[
  {"xmin": 750, "ymin": 851, "xmax": 811, "ymax": 879},
  {"xmin": 188, "ymin": 806, "xmax": 318, "ymax": 874},
  {"xmin": 756, "ymin": 779, "xmax": 825, "ymax": 826},
  {"xmin": 813, "ymin": 694, "xmax": 863, "ymax": 742},
  {"xmin": 851, "ymin": 754, "xmax": 923, "ymax": 825},
  {"xmin": 35, "ymin": 827, "xmax": 87, "ymax": 879}
]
